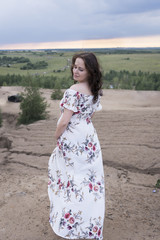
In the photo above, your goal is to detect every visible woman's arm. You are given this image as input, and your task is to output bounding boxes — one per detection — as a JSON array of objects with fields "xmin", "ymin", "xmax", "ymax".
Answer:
[{"xmin": 55, "ymin": 108, "xmax": 73, "ymax": 140}]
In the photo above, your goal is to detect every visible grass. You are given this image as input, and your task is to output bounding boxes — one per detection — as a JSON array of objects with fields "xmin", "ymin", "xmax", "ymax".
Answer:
[
  {"xmin": 0, "ymin": 51, "xmax": 71, "ymax": 78},
  {"xmin": 0, "ymin": 51, "xmax": 160, "ymax": 80},
  {"xmin": 98, "ymin": 53, "xmax": 160, "ymax": 74}
]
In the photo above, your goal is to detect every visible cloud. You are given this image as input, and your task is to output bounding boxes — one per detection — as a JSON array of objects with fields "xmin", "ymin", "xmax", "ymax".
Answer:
[{"xmin": 0, "ymin": 0, "xmax": 160, "ymax": 45}]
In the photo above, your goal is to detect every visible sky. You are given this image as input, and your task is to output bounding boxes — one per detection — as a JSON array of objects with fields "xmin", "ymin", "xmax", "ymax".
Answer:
[{"xmin": 0, "ymin": 0, "xmax": 160, "ymax": 49}]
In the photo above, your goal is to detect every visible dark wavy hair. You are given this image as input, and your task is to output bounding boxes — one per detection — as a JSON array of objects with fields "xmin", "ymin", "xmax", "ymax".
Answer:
[{"xmin": 71, "ymin": 52, "xmax": 103, "ymax": 103}]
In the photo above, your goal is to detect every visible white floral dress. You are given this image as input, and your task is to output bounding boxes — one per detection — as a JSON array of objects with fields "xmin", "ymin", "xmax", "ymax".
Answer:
[{"xmin": 48, "ymin": 89, "xmax": 105, "ymax": 240}]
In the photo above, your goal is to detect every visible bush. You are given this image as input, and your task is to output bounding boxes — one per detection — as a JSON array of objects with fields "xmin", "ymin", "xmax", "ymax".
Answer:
[
  {"xmin": 20, "ymin": 61, "xmax": 48, "ymax": 70},
  {"xmin": 0, "ymin": 109, "xmax": 2, "ymax": 127},
  {"xmin": 51, "ymin": 80, "xmax": 63, "ymax": 100},
  {"xmin": 51, "ymin": 88, "xmax": 63, "ymax": 100},
  {"xmin": 18, "ymin": 86, "xmax": 49, "ymax": 124}
]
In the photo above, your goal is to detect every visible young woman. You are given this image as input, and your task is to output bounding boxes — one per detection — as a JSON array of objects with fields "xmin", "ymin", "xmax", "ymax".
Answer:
[{"xmin": 48, "ymin": 52, "xmax": 105, "ymax": 240}]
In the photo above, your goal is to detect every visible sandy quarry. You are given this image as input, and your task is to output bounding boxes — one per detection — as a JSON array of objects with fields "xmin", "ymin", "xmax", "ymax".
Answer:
[{"xmin": 0, "ymin": 86, "xmax": 160, "ymax": 240}]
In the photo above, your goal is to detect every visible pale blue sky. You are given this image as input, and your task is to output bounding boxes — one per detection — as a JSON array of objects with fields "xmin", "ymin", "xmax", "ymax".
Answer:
[{"xmin": 1, "ymin": 0, "xmax": 160, "ymax": 46}]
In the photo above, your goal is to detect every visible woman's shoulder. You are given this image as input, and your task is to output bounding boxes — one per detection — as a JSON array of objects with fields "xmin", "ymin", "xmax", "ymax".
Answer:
[
  {"xmin": 70, "ymin": 84, "xmax": 79, "ymax": 91},
  {"xmin": 70, "ymin": 83, "xmax": 92, "ymax": 96}
]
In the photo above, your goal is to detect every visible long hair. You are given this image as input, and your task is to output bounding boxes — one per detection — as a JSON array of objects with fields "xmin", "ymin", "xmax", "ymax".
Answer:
[{"xmin": 71, "ymin": 52, "xmax": 103, "ymax": 103}]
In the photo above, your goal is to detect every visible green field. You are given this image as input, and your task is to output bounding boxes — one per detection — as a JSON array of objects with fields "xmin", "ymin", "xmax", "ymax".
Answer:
[
  {"xmin": 0, "ymin": 51, "xmax": 72, "ymax": 78},
  {"xmin": 0, "ymin": 50, "xmax": 160, "ymax": 77},
  {"xmin": 0, "ymin": 49, "xmax": 160, "ymax": 90},
  {"xmin": 98, "ymin": 53, "xmax": 160, "ymax": 74}
]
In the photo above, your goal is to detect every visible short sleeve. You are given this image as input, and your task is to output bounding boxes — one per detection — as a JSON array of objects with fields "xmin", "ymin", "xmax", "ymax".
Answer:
[
  {"xmin": 60, "ymin": 89, "xmax": 79, "ymax": 112},
  {"xmin": 93, "ymin": 96, "xmax": 102, "ymax": 112}
]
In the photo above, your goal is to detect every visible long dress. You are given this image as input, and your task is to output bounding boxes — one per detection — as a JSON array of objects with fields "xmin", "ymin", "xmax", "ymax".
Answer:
[{"xmin": 48, "ymin": 89, "xmax": 105, "ymax": 240}]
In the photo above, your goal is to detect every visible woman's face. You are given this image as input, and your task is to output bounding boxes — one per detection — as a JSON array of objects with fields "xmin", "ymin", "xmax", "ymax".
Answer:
[{"xmin": 73, "ymin": 58, "xmax": 89, "ymax": 83}]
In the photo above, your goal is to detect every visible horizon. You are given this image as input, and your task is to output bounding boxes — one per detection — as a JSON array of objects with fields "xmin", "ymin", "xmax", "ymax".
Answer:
[{"xmin": 0, "ymin": 35, "xmax": 160, "ymax": 51}]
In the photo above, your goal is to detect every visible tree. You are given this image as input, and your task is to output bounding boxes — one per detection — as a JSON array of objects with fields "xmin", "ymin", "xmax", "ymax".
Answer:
[{"xmin": 18, "ymin": 86, "xmax": 49, "ymax": 124}]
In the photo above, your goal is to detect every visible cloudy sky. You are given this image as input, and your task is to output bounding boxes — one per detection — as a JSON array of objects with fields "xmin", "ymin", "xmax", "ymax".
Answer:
[{"xmin": 1, "ymin": 0, "xmax": 160, "ymax": 49}]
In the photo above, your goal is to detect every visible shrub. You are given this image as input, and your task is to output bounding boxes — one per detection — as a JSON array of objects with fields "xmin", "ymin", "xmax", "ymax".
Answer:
[
  {"xmin": 51, "ymin": 81, "xmax": 63, "ymax": 100},
  {"xmin": 18, "ymin": 86, "xmax": 49, "ymax": 124},
  {"xmin": 0, "ymin": 109, "xmax": 2, "ymax": 127},
  {"xmin": 20, "ymin": 61, "xmax": 48, "ymax": 70},
  {"xmin": 51, "ymin": 88, "xmax": 63, "ymax": 100}
]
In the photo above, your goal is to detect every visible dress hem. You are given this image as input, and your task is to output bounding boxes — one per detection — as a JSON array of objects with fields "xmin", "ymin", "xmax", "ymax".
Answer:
[{"xmin": 50, "ymin": 222, "xmax": 103, "ymax": 240}]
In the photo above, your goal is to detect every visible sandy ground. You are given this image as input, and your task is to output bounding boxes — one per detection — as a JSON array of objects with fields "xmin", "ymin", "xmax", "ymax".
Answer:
[{"xmin": 0, "ymin": 86, "xmax": 160, "ymax": 240}]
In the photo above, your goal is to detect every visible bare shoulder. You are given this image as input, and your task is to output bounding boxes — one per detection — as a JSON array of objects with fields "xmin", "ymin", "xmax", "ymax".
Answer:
[
  {"xmin": 70, "ymin": 84, "xmax": 78, "ymax": 91},
  {"xmin": 70, "ymin": 84, "xmax": 83, "ymax": 92},
  {"xmin": 70, "ymin": 83, "xmax": 92, "ymax": 95}
]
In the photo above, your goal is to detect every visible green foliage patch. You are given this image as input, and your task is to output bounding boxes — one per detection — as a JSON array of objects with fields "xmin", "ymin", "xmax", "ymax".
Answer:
[
  {"xmin": 0, "ymin": 49, "xmax": 160, "ymax": 91},
  {"xmin": 20, "ymin": 61, "xmax": 48, "ymax": 70},
  {"xmin": 0, "ymin": 56, "xmax": 30, "ymax": 66},
  {"xmin": 18, "ymin": 86, "xmax": 49, "ymax": 125},
  {"xmin": 155, "ymin": 179, "xmax": 160, "ymax": 189},
  {"xmin": 51, "ymin": 89, "xmax": 63, "ymax": 100},
  {"xmin": 103, "ymin": 70, "xmax": 160, "ymax": 90}
]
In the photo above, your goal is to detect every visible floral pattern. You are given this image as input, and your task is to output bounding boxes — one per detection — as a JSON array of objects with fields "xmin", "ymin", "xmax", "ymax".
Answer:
[
  {"xmin": 85, "ymin": 217, "xmax": 103, "ymax": 239},
  {"xmin": 59, "ymin": 208, "xmax": 83, "ymax": 238},
  {"xmin": 59, "ymin": 209, "xmax": 103, "ymax": 240},
  {"xmin": 48, "ymin": 89, "xmax": 105, "ymax": 239},
  {"xmin": 57, "ymin": 137, "xmax": 75, "ymax": 167},
  {"xmin": 48, "ymin": 170, "xmax": 84, "ymax": 202},
  {"xmin": 81, "ymin": 169, "xmax": 104, "ymax": 201},
  {"xmin": 49, "ymin": 203, "xmax": 58, "ymax": 226}
]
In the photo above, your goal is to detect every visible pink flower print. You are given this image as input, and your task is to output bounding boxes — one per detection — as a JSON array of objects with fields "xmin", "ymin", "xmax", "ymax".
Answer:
[
  {"xmin": 92, "ymin": 145, "xmax": 96, "ymax": 151},
  {"xmin": 98, "ymin": 228, "xmax": 101, "ymax": 236},
  {"xmin": 69, "ymin": 217, "xmax": 75, "ymax": 224},
  {"xmin": 67, "ymin": 181, "xmax": 70, "ymax": 188},
  {"xmin": 94, "ymin": 185, "xmax": 99, "ymax": 192},
  {"xmin": 61, "ymin": 103, "xmax": 64, "ymax": 107},
  {"xmin": 93, "ymin": 226, "xmax": 98, "ymax": 232},
  {"xmin": 85, "ymin": 146, "xmax": 88, "ymax": 151},
  {"xmin": 58, "ymin": 178, "xmax": 61, "ymax": 184},
  {"xmin": 88, "ymin": 142, "xmax": 93, "ymax": 148},
  {"xmin": 86, "ymin": 117, "xmax": 91, "ymax": 124},
  {"xmin": 76, "ymin": 92, "xmax": 80, "ymax": 99},
  {"xmin": 89, "ymin": 183, "xmax": 93, "ymax": 190},
  {"xmin": 48, "ymin": 180, "xmax": 51, "ymax": 185},
  {"xmin": 64, "ymin": 213, "xmax": 70, "ymax": 219},
  {"xmin": 75, "ymin": 111, "xmax": 80, "ymax": 114},
  {"xmin": 59, "ymin": 183, "xmax": 63, "ymax": 189},
  {"xmin": 63, "ymin": 152, "xmax": 66, "ymax": 156}
]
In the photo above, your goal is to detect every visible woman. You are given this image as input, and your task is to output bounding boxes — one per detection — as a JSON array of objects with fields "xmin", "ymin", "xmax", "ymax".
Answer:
[{"xmin": 48, "ymin": 52, "xmax": 105, "ymax": 240}]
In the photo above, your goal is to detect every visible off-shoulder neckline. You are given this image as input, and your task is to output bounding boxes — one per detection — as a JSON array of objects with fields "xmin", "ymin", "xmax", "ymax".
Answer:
[{"xmin": 67, "ymin": 88, "xmax": 94, "ymax": 97}]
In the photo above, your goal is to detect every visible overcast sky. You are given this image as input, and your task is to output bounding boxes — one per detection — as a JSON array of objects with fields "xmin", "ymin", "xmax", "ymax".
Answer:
[{"xmin": 1, "ymin": 0, "xmax": 160, "ymax": 46}]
